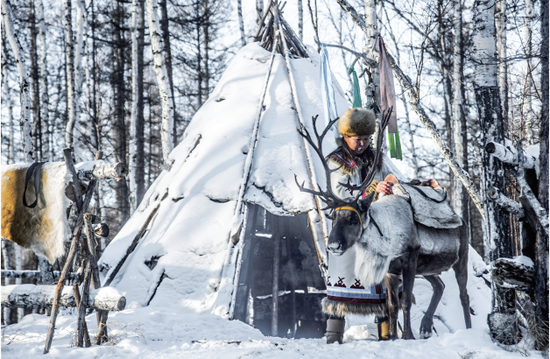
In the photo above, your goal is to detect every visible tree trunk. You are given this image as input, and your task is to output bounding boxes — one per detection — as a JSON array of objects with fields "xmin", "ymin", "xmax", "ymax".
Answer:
[
  {"xmin": 64, "ymin": 0, "xmax": 76, "ymax": 149},
  {"xmin": 534, "ymin": 0, "xmax": 549, "ymax": 350},
  {"xmin": 113, "ymin": 0, "xmax": 129, "ymax": 223},
  {"xmin": 298, "ymin": 0, "xmax": 303, "ymax": 41},
  {"xmin": 495, "ymin": 0, "xmax": 508, "ymax": 125},
  {"xmin": 1, "ymin": 0, "xmax": 34, "ymax": 162},
  {"xmin": 36, "ymin": 0, "xmax": 50, "ymax": 161},
  {"xmin": 72, "ymin": 0, "xmax": 87, "ymax": 161},
  {"xmin": 159, "ymin": 0, "xmax": 177, "ymax": 146},
  {"xmin": 2, "ymin": 35, "xmax": 15, "ymax": 164},
  {"xmin": 237, "ymin": 0, "xmax": 246, "ymax": 47},
  {"xmin": 362, "ymin": 0, "xmax": 382, "ymax": 147},
  {"xmin": 2, "ymin": 241, "xmax": 12, "ymax": 324},
  {"xmin": 14, "ymin": 245, "xmax": 23, "ymax": 321},
  {"xmin": 523, "ymin": 0, "xmax": 534, "ymax": 145},
  {"xmin": 130, "ymin": 0, "xmax": 146, "ymax": 211},
  {"xmin": 472, "ymin": 0, "xmax": 519, "ymax": 345},
  {"xmin": 146, "ymin": 0, "xmax": 174, "ymax": 166},
  {"xmin": 451, "ymin": 0, "xmax": 469, "ymax": 239},
  {"xmin": 438, "ymin": 0, "xmax": 453, "ymax": 155},
  {"xmin": 256, "ymin": 0, "xmax": 263, "ymax": 25},
  {"xmin": 29, "ymin": 0, "xmax": 41, "ymax": 161}
]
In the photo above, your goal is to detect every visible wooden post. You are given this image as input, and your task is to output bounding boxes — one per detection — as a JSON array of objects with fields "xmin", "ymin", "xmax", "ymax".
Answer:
[
  {"xmin": 83, "ymin": 214, "xmax": 109, "ymax": 344},
  {"xmin": 271, "ymin": 215, "xmax": 279, "ymax": 337},
  {"xmin": 44, "ymin": 162, "xmax": 97, "ymax": 354},
  {"xmin": 74, "ymin": 261, "xmax": 92, "ymax": 347}
]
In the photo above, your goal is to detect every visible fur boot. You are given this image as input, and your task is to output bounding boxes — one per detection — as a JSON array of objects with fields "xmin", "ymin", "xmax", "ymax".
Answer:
[{"xmin": 325, "ymin": 318, "xmax": 345, "ymax": 344}]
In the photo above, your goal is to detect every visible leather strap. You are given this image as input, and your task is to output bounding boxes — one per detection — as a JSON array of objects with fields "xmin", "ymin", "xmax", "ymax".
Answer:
[
  {"xmin": 405, "ymin": 184, "xmax": 447, "ymax": 203},
  {"xmin": 23, "ymin": 162, "xmax": 45, "ymax": 208}
]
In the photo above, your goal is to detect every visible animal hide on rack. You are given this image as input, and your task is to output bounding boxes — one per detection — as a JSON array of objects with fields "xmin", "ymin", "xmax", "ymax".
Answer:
[{"xmin": 1, "ymin": 163, "xmax": 71, "ymax": 263}]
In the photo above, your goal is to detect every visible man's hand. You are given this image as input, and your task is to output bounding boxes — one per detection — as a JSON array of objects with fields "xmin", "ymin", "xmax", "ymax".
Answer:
[{"xmin": 376, "ymin": 181, "xmax": 393, "ymax": 195}]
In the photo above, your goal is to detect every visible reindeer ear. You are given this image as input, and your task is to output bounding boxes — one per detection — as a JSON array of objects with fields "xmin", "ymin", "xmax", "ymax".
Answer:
[{"xmin": 358, "ymin": 191, "xmax": 375, "ymax": 212}]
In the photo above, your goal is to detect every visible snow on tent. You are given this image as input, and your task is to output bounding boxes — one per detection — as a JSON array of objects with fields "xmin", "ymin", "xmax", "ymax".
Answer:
[{"xmin": 98, "ymin": 6, "xmax": 345, "ymax": 338}]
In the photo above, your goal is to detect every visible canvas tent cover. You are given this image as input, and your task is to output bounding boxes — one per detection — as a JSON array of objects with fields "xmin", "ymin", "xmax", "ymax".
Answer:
[{"xmin": 99, "ymin": 42, "xmax": 349, "ymax": 314}]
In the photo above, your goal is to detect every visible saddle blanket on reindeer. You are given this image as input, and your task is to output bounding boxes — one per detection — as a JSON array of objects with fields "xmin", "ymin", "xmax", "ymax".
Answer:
[
  {"xmin": 389, "ymin": 177, "xmax": 463, "ymax": 229},
  {"xmin": 1, "ymin": 162, "xmax": 72, "ymax": 263}
]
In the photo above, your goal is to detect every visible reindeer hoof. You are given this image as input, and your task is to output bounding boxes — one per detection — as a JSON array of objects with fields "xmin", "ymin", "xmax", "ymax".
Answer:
[{"xmin": 419, "ymin": 330, "xmax": 433, "ymax": 339}]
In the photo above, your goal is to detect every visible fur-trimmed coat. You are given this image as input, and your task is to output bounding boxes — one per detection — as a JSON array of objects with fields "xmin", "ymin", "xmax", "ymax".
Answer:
[{"xmin": 326, "ymin": 145, "xmax": 405, "ymax": 199}]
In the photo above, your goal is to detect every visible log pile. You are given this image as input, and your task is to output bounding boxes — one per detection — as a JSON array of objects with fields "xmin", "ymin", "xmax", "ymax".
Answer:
[{"xmin": 1, "ymin": 284, "xmax": 125, "ymax": 311}]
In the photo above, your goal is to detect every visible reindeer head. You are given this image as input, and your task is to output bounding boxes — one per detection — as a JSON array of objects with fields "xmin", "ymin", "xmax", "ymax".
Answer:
[{"xmin": 296, "ymin": 108, "xmax": 392, "ymax": 256}]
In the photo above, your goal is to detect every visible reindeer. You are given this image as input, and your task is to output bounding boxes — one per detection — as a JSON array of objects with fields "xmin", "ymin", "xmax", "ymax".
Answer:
[{"xmin": 296, "ymin": 109, "xmax": 472, "ymax": 339}]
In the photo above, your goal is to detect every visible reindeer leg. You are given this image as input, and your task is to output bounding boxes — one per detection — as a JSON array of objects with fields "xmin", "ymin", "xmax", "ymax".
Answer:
[
  {"xmin": 452, "ymin": 232, "xmax": 472, "ymax": 329},
  {"xmin": 419, "ymin": 275, "xmax": 444, "ymax": 338},
  {"xmin": 401, "ymin": 251, "xmax": 418, "ymax": 340},
  {"xmin": 384, "ymin": 272, "xmax": 400, "ymax": 340}
]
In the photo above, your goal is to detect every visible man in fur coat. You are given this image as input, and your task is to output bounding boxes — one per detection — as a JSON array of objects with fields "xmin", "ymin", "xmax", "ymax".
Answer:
[{"xmin": 323, "ymin": 108, "xmax": 407, "ymax": 344}]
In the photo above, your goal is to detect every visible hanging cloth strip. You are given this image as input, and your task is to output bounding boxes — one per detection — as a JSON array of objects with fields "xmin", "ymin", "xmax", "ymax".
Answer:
[
  {"xmin": 349, "ymin": 66, "xmax": 362, "ymax": 108},
  {"xmin": 379, "ymin": 36, "xmax": 402, "ymax": 160},
  {"xmin": 320, "ymin": 44, "xmax": 339, "ymax": 138}
]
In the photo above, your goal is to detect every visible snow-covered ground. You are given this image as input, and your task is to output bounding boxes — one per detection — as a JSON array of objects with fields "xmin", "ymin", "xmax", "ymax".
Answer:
[{"xmin": 2, "ymin": 250, "xmax": 543, "ymax": 359}]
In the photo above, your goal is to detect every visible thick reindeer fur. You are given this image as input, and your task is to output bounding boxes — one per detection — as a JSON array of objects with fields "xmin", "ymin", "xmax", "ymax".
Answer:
[
  {"xmin": 355, "ymin": 195, "xmax": 418, "ymax": 288},
  {"xmin": 1, "ymin": 163, "xmax": 71, "ymax": 263}
]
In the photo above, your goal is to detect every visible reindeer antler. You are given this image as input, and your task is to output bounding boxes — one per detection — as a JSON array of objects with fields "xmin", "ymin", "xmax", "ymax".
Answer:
[
  {"xmin": 296, "ymin": 115, "xmax": 347, "ymax": 208},
  {"xmin": 296, "ymin": 108, "xmax": 393, "ymax": 208}
]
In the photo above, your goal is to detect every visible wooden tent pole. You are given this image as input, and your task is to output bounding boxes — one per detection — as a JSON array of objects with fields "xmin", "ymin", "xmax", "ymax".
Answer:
[
  {"xmin": 275, "ymin": 8, "xmax": 329, "ymax": 273},
  {"xmin": 229, "ymin": 25, "xmax": 280, "ymax": 244}
]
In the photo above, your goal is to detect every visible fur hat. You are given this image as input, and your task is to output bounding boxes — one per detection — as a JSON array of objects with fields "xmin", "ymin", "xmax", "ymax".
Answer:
[{"xmin": 337, "ymin": 108, "xmax": 376, "ymax": 138}]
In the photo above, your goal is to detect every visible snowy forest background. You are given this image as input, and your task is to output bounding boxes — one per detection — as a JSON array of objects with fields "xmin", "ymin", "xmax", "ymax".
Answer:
[{"xmin": 1, "ymin": 0, "xmax": 548, "ymax": 351}]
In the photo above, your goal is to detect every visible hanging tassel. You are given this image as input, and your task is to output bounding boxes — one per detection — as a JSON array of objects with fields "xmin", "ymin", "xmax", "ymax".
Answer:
[
  {"xmin": 320, "ymin": 44, "xmax": 339, "ymax": 137},
  {"xmin": 379, "ymin": 36, "xmax": 402, "ymax": 159},
  {"xmin": 349, "ymin": 66, "xmax": 362, "ymax": 108},
  {"xmin": 388, "ymin": 128, "xmax": 402, "ymax": 160}
]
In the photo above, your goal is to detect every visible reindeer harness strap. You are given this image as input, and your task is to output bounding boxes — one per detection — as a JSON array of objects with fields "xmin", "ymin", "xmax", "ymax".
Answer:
[
  {"xmin": 335, "ymin": 206, "xmax": 363, "ymax": 233},
  {"xmin": 23, "ymin": 162, "xmax": 45, "ymax": 208}
]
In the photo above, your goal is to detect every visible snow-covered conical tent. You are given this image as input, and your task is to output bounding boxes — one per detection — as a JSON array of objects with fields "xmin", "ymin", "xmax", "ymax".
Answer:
[{"xmin": 99, "ymin": 5, "xmax": 347, "ymax": 337}]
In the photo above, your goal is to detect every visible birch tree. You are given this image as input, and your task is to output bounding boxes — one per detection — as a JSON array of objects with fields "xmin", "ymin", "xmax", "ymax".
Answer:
[
  {"xmin": 2, "ymin": 35, "xmax": 15, "ymax": 164},
  {"xmin": 1, "ymin": 0, "xmax": 34, "ymax": 163},
  {"xmin": 495, "ymin": 0, "xmax": 508, "ymax": 124},
  {"xmin": 64, "ymin": 0, "xmax": 76, "ymax": 149},
  {"xmin": 237, "ymin": 0, "xmax": 246, "ymax": 47},
  {"xmin": 146, "ymin": 0, "xmax": 174, "ymax": 166},
  {"xmin": 256, "ymin": 0, "xmax": 263, "ymax": 25},
  {"xmin": 159, "ymin": 0, "xmax": 178, "ymax": 145},
  {"xmin": 36, "ymin": 0, "xmax": 50, "ymax": 161},
  {"xmin": 472, "ymin": 0, "xmax": 519, "ymax": 344}
]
